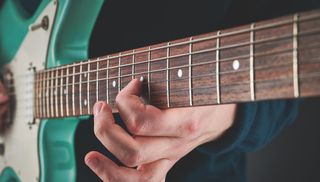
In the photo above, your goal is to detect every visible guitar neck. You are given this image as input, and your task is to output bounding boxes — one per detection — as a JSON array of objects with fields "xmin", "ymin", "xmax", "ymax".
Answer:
[{"xmin": 34, "ymin": 9, "xmax": 320, "ymax": 119}]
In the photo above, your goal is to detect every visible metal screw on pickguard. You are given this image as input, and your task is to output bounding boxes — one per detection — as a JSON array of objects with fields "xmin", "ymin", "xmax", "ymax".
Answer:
[{"xmin": 30, "ymin": 16, "xmax": 49, "ymax": 31}]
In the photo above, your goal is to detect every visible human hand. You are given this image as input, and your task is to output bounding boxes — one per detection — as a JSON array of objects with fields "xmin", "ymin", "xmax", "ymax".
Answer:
[
  {"xmin": 85, "ymin": 79, "xmax": 237, "ymax": 182},
  {"xmin": 0, "ymin": 82, "xmax": 9, "ymax": 130}
]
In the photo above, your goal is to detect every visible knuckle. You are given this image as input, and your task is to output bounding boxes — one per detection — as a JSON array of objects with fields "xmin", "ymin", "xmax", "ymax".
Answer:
[
  {"xmin": 115, "ymin": 94, "xmax": 124, "ymax": 106},
  {"xmin": 94, "ymin": 124, "xmax": 106, "ymax": 139},
  {"xmin": 184, "ymin": 119, "xmax": 200, "ymax": 136},
  {"xmin": 126, "ymin": 117, "xmax": 143, "ymax": 135}
]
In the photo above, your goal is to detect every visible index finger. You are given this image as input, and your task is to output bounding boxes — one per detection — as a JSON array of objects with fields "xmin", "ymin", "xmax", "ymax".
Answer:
[{"xmin": 115, "ymin": 78, "xmax": 192, "ymax": 137}]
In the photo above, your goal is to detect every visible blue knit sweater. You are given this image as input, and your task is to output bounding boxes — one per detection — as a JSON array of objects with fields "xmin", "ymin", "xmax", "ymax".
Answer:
[{"xmin": 166, "ymin": 100, "xmax": 300, "ymax": 182}]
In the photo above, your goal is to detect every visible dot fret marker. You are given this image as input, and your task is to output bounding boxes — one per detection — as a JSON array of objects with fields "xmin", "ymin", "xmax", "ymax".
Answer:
[
  {"xmin": 177, "ymin": 69, "xmax": 183, "ymax": 78},
  {"xmin": 233, "ymin": 60, "xmax": 240, "ymax": 70},
  {"xmin": 112, "ymin": 80, "xmax": 117, "ymax": 88}
]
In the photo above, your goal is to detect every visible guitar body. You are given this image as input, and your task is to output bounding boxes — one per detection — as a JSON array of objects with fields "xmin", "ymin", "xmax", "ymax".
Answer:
[{"xmin": 0, "ymin": 0, "xmax": 103, "ymax": 181}]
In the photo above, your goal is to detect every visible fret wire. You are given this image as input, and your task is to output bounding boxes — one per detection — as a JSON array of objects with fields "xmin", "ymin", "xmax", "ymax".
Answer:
[
  {"xmin": 33, "ymin": 64, "xmax": 320, "ymax": 115},
  {"xmin": 250, "ymin": 23, "xmax": 255, "ymax": 101},
  {"xmin": 30, "ymin": 72, "xmax": 320, "ymax": 114},
  {"xmin": 106, "ymin": 56, "xmax": 110, "ymax": 104},
  {"xmin": 132, "ymin": 50, "xmax": 135, "ymax": 79},
  {"xmin": 35, "ymin": 72, "xmax": 320, "ymax": 114},
  {"xmin": 188, "ymin": 37, "xmax": 193, "ymax": 106},
  {"xmin": 96, "ymin": 59, "xmax": 100, "ymax": 102},
  {"xmin": 31, "ymin": 68, "xmax": 320, "ymax": 112},
  {"xmin": 79, "ymin": 62, "xmax": 83, "ymax": 115},
  {"xmin": 60, "ymin": 69, "xmax": 64, "ymax": 117},
  {"xmin": 148, "ymin": 47, "xmax": 151, "ymax": 104},
  {"xmin": 146, "ymin": 55, "xmax": 310, "ymax": 86},
  {"xmin": 79, "ymin": 61, "xmax": 82, "ymax": 115},
  {"xmin": 42, "ymin": 72, "xmax": 46, "ymax": 117},
  {"xmin": 46, "ymin": 71, "xmax": 50, "ymax": 118},
  {"xmin": 293, "ymin": 13, "xmax": 299, "ymax": 97},
  {"xmin": 100, "ymin": 76, "xmax": 308, "ymax": 105},
  {"xmin": 42, "ymin": 51, "xmax": 308, "ymax": 109},
  {"xmin": 166, "ymin": 43, "xmax": 170, "ymax": 107},
  {"xmin": 41, "ymin": 13, "xmax": 320, "ymax": 77},
  {"xmin": 55, "ymin": 69, "xmax": 59, "ymax": 117},
  {"xmin": 36, "ymin": 73, "xmax": 40, "ymax": 117},
  {"xmin": 119, "ymin": 39, "xmax": 319, "ymax": 80},
  {"xmin": 38, "ymin": 27, "xmax": 320, "ymax": 81},
  {"xmin": 145, "ymin": 57, "xmax": 317, "ymax": 93},
  {"xmin": 145, "ymin": 67, "xmax": 320, "ymax": 97},
  {"xmin": 87, "ymin": 60, "xmax": 91, "ymax": 114},
  {"xmin": 50, "ymin": 71, "xmax": 55, "ymax": 117},
  {"xmin": 72, "ymin": 64, "xmax": 76, "ymax": 116},
  {"xmin": 151, "ymin": 59, "xmax": 320, "ymax": 97},
  {"xmin": 38, "ymin": 73, "xmax": 44, "ymax": 117},
  {"xmin": 35, "ymin": 74, "xmax": 42, "ymax": 117},
  {"xmin": 40, "ymin": 73, "xmax": 44, "ymax": 117},
  {"xmin": 66, "ymin": 67, "xmax": 70, "ymax": 116},
  {"xmin": 118, "ymin": 53, "xmax": 121, "ymax": 93},
  {"xmin": 40, "ymin": 44, "xmax": 315, "ymax": 90},
  {"xmin": 150, "ymin": 75, "xmax": 298, "ymax": 98},
  {"xmin": 90, "ymin": 13, "xmax": 318, "ymax": 62},
  {"xmin": 216, "ymin": 31, "xmax": 221, "ymax": 104},
  {"xmin": 39, "ymin": 37, "xmax": 271, "ymax": 78}
]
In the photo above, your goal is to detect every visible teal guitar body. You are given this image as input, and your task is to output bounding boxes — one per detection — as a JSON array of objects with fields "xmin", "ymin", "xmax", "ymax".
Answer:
[{"xmin": 0, "ymin": 0, "xmax": 104, "ymax": 181}]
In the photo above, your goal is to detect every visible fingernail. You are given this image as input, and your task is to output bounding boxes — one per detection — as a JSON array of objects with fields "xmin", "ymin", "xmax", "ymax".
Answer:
[
  {"xmin": 94, "ymin": 102, "xmax": 103, "ymax": 116},
  {"xmin": 86, "ymin": 157, "xmax": 99, "ymax": 168}
]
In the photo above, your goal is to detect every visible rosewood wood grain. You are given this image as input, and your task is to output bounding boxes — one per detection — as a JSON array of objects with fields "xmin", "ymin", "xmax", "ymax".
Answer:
[{"xmin": 34, "ymin": 8, "xmax": 320, "ymax": 119}]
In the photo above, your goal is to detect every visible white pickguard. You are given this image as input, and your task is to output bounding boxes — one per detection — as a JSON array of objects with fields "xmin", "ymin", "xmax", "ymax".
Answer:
[{"xmin": 0, "ymin": 1, "xmax": 57, "ymax": 181}]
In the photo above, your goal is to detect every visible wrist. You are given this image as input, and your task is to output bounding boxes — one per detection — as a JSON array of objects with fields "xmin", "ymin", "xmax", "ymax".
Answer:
[{"xmin": 198, "ymin": 104, "xmax": 237, "ymax": 145}]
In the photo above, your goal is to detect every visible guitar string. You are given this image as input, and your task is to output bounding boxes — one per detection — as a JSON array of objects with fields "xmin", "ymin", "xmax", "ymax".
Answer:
[
  {"xmin": 33, "ymin": 73, "xmax": 320, "ymax": 118},
  {"xmin": 34, "ymin": 69, "xmax": 320, "ymax": 118},
  {"xmin": 6, "ymin": 44, "xmax": 320, "ymax": 102},
  {"xmin": 41, "ymin": 12, "xmax": 320, "ymax": 73},
  {"xmin": 33, "ymin": 42, "xmax": 320, "ymax": 91},
  {"xmin": 30, "ymin": 64, "xmax": 320, "ymax": 118},
  {"xmin": 8, "ymin": 12, "xmax": 319, "ymax": 117},
  {"xmin": 40, "ymin": 62, "xmax": 320, "ymax": 99},
  {"xmin": 35, "ymin": 14, "xmax": 320, "ymax": 116},
  {"xmin": 5, "ymin": 41, "xmax": 316, "ymax": 108},
  {"xmin": 5, "ymin": 19, "xmax": 320, "ymax": 99},
  {"xmin": 6, "ymin": 26, "xmax": 319, "ymax": 83},
  {"xmin": 37, "ymin": 27, "xmax": 320, "ymax": 81},
  {"xmin": 9, "ymin": 56, "xmax": 320, "ymax": 106}
]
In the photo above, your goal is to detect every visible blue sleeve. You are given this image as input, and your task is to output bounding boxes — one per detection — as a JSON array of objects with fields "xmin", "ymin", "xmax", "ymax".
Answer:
[{"xmin": 196, "ymin": 99, "xmax": 300, "ymax": 155}]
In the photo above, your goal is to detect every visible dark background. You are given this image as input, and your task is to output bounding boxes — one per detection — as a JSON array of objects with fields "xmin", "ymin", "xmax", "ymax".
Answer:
[
  {"xmin": 247, "ymin": 98, "xmax": 320, "ymax": 182},
  {"xmin": 1, "ymin": 0, "xmax": 320, "ymax": 181}
]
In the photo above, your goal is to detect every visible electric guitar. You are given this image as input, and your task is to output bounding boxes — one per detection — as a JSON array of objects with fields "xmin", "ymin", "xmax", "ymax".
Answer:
[{"xmin": 0, "ymin": 0, "xmax": 319, "ymax": 181}]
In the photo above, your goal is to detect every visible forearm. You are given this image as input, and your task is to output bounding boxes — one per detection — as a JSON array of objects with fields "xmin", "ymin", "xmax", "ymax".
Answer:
[{"xmin": 196, "ymin": 99, "xmax": 300, "ymax": 155}]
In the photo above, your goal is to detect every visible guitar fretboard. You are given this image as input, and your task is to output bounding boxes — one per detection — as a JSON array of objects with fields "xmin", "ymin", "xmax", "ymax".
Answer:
[{"xmin": 34, "ymin": 9, "xmax": 320, "ymax": 119}]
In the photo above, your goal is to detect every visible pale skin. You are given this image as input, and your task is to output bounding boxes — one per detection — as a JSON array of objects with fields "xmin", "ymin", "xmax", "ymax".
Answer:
[
  {"xmin": 85, "ymin": 78, "xmax": 237, "ymax": 182},
  {"xmin": 0, "ymin": 79, "xmax": 236, "ymax": 181}
]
